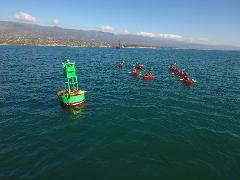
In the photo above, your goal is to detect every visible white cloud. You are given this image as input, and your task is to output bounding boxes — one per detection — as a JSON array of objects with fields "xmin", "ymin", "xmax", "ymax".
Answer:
[
  {"xmin": 136, "ymin": 32, "xmax": 155, "ymax": 38},
  {"xmin": 15, "ymin": 12, "xmax": 36, "ymax": 23},
  {"xmin": 97, "ymin": 25, "xmax": 114, "ymax": 32},
  {"xmin": 136, "ymin": 32, "xmax": 211, "ymax": 44},
  {"xmin": 157, "ymin": 34, "xmax": 183, "ymax": 40},
  {"xmin": 136, "ymin": 31, "xmax": 183, "ymax": 40},
  {"xmin": 51, "ymin": 18, "xmax": 60, "ymax": 26}
]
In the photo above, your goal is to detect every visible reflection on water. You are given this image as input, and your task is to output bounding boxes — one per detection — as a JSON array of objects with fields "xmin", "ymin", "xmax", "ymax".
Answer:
[
  {"xmin": 61, "ymin": 104, "xmax": 87, "ymax": 128},
  {"xmin": 64, "ymin": 104, "xmax": 86, "ymax": 120}
]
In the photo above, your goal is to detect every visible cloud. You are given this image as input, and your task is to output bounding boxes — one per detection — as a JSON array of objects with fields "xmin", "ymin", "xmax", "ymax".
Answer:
[
  {"xmin": 136, "ymin": 32, "xmax": 183, "ymax": 40},
  {"xmin": 51, "ymin": 18, "xmax": 60, "ymax": 26},
  {"xmin": 135, "ymin": 31, "xmax": 211, "ymax": 44},
  {"xmin": 136, "ymin": 32, "xmax": 155, "ymax": 38},
  {"xmin": 97, "ymin": 25, "xmax": 114, "ymax": 32},
  {"xmin": 15, "ymin": 12, "xmax": 36, "ymax": 23},
  {"xmin": 157, "ymin": 34, "xmax": 183, "ymax": 40}
]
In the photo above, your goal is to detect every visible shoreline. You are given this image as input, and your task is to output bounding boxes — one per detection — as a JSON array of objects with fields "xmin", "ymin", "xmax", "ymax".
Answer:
[{"xmin": 0, "ymin": 43, "xmax": 239, "ymax": 51}]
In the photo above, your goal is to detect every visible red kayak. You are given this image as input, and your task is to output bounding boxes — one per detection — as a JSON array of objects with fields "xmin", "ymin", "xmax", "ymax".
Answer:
[
  {"xmin": 170, "ymin": 64, "xmax": 196, "ymax": 85},
  {"xmin": 176, "ymin": 72, "xmax": 188, "ymax": 79},
  {"xmin": 116, "ymin": 63, "xmax": 124, "ymax": 68},
  {"xmin": 132, "ymin": 71, "xmax": 139, "ymax": 76},
  {"xmin": 170, "ymin": 66, "xmax": 187, "ymax": 79},
  {"xmin": 181, "ymin": 78, "xmax": 193, "ymax": 85},
  {"xmin": 143, "ymin": 74, "xmax": 153, "ymax": 80},
  {"xmin": 135, "ymin": 64, "xmax": 144, "ymax": 70},
  {"xmin": 170, "ymin": 66, "xmax": 177, "ymax": 73}
]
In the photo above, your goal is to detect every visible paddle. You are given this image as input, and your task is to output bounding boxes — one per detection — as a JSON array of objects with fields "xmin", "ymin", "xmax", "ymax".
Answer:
[{"xmin": 192, "ymin": 79, "xmax": 197, "ymax": 83}]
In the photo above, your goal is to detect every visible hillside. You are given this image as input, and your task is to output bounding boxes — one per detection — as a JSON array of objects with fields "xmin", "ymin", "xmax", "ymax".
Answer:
[{"xmin": 0, "ymin": 21, "xmax": 239, "ymax": 50}]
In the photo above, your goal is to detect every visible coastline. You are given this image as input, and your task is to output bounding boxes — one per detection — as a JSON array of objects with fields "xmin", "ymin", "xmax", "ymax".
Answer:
[{"xmin": 1, "ymin": 43, "xmax": 239, "ymax": 51}]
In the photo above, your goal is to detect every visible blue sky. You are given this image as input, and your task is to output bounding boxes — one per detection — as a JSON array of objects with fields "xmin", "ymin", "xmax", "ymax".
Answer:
[{"xmin": 0, "ymin": 0, "xmax": 240, "ymax": 46}]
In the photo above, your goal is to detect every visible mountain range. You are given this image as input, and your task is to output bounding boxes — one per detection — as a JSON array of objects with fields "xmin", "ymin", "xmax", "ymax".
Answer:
[{"xmin": 0, "ymin": 21, "xmax": 239, "ymax": 50}]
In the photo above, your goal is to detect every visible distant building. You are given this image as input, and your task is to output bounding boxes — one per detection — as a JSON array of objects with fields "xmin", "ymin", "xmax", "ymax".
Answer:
[{"xmin": 116, "ymin": 41, "xmax": 124, "ymax": 49}]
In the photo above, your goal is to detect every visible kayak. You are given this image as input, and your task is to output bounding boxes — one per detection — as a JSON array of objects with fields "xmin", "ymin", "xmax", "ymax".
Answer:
[
  {"xmin": 170, "ymin": 67, "xmax": 188, "ymax": 79},
  {"xmin": 177, "ymin": 72, "xmax": 188, "ymax": 79},
  {"xmin": 116, "ymin": 63, "xmax": 124, "ymax": 68},
  {"xmin": 143, "ymin": 74, "xmax": 153, "ymax": 80},
  {"xmin": 169, "ymin": 66, "xmax": 177, "ymax": 72},
  {"xmin": 171, "ymin": 69, "xmax": 181, "ymax": 77},
  {"xmin": 174, "ymin": 70, "xmax": 184, "ymax": 77},
  {"xmin": 170, "ymin": 64, "xmax": 197, "ymax": 85},
  {"xmin": 131, "ymin": 71, "xmax": 139, "ymax": 76},
  {"xmin": 180, "ymin": 78, "xmax": 193, "ymax": 85},
  {"xmin": 135, "ymin": 64, "xmax": 144, "ymax": 70}
]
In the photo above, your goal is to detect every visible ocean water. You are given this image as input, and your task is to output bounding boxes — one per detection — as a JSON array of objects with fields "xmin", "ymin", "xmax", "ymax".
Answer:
[{"xmin": 0, "ymin": 46, "xmax": 240, "ymax": 179}]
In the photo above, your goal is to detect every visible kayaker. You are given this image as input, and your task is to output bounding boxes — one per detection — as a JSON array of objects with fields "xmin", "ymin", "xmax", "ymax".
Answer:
[
  {"xmin": 116, "ymin": 61, "xmax": 124, "ymax": 68},
  {"xmin": 182, "ymin": 72, "xmax": 188, "ymax": 79},
  {"xmin": 145, "ymin": 71, "xmax": 151, "ymax": 76},
  {"xmin": 170, "ymin": 63, "xmax": 176, "ymax": 69},
  {"xmin": 132, "ymin": 69, "xmax": 137, "ymax": 73}
]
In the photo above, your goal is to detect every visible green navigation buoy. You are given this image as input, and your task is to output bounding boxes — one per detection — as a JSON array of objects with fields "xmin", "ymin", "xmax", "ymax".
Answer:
[{"xmin": 57, "ymin": 60, "xmax": 86, "ymax": 107}]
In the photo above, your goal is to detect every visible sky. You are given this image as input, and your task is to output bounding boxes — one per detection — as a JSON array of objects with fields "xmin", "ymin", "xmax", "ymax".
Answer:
[{"xmin": 0, "ymin": 0, "xmax": 240, "ymax": 46}]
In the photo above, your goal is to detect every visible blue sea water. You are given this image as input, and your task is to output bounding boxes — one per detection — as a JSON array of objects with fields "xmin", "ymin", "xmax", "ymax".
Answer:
[{"xmin": 0, "ymin": 46, "xmax": 240, "ymax": 179}]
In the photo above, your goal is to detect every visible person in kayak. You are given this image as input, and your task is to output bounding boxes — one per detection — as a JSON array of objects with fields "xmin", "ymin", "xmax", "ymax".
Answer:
[
  {"xmin": 131, "ymin": 68, "xmax": 139, "ymax": 76},
  {"xmin": 170, "ymin": 63, "xmax": 177, "ymax": 70},
  {"xmin": 116, "ymin": 61, "xmax": 124, "ymax": 68},
  {"xmin": 143, "ymin": 71, "xmax": 153, "ymax": 80},
  {"xmin": 182, "ymin": 72, "xmax": 188, "ymax": 79},
  {"xmin": 145, "ymin": 71, "xmax": 152, "ymax": 76},
  {"xmin": 170, "ymin": 64, "xmax": 174, "ymax": 69},
  {"xmin": 135, "ymin": 63, "xmax": 139, "ymax": 68},
  {"xmin": 135, "ymin": 63, "xmax": 144, "ymax": 69}
]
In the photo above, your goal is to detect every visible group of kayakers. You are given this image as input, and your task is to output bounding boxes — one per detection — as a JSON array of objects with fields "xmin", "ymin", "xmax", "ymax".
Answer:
[
  {"xmin": 116, "ymin": 61, "xmax": 154, "ymax": 80},
  {"xmin": 116, "ymin": 61, "xmax": 196, "ymax": 85},
  {"xmin": 132, "ymin": 63, "xmax": 153, "ymax": 80},
  {"xmin": 169, "ymin": 63, "xmax": 197, "ymax": 85}
]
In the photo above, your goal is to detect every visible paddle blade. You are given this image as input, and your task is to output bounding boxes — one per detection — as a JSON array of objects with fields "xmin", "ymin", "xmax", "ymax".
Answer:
[{"xmin": 192, "ymin": 79, "xmax": 197, "ymax": 83}]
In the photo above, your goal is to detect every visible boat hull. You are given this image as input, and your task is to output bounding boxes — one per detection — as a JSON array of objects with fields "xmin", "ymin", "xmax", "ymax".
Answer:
[
  {"xmin": 181, "ymin": 79, "xmax": 193, "ymax": 85},
  {"xmin": 144, "ymin": 75, "xmax": 153, "ymax": 80},
  {"xmin": 135, "ymin": 65, "xmax": 144, "ymax": 70},
  {"xmin": 116, "ymin": 63, "xmax": 124, "ymax": 68},
  {"xmin": 132, "ymin": 71, "xmax": 139, "ymax": 76}
]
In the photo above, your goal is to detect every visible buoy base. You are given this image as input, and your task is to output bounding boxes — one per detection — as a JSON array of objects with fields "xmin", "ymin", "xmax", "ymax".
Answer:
[{"xmin": 57, "ymin": 90, "xmax": 86, "ymax": 107}]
